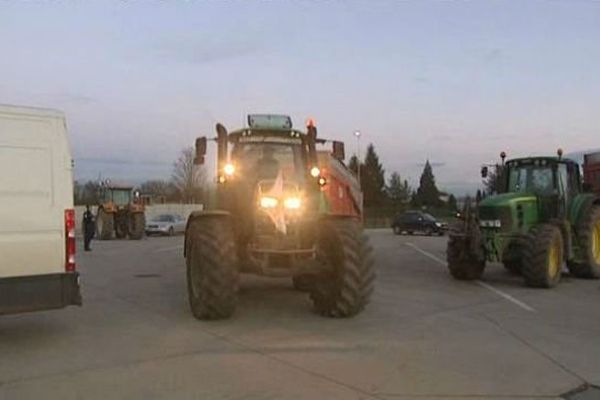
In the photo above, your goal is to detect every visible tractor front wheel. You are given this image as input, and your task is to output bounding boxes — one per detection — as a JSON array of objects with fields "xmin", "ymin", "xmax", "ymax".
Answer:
[
  {"xmin": 446, "ymin": 234, "xmax": 485, "ymax": 280},
  {"xmin": 128, "ymin": 213, "xmax": 145, "ymax": 240},
  {"xmin": 522, "ymin": 224, "xmax": 563, "ymax": 288},
  {"xmin": 186, "ymin": 216, "xmax": 238, "ymax": 320},
  {"xmin": 310, "ymin": 218, "xmax": 375, "ymax": 318},
  {"xmin": 568, "ymin": 205, "xmax": 600, "ymax": 279},
  {"xmin": 96, "ymin": 208, "xmax": 114, "ymax": 240}
]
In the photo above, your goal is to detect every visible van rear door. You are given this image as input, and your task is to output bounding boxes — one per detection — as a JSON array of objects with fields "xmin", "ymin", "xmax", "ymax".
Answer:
[{"xmin": 0, "ymin": 106, "xmax": 73, "ymax": 278}]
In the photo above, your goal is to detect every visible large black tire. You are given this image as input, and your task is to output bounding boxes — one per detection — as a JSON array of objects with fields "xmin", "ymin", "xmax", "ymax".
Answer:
[
  {"xmin": 128, "ymin": 213, "xmax": 145, "ymax": 240},
  {"xmin": 522, "ymin": 224, "xmax": 563, "ymax": 288},
  {"xmin": 447, "ymin": 234, "xmax": 485, "ymax": 280},
  {"xmin": 568, "ymin": 205, "xmax": 600, "ymax": 279},
  {"xmin": 186, "ymin": 216, "xmax": 238, "ymax": 320},
  {"xmin": 502, "ymin": 239, "xmax": 525, "ymax": 275},
  {"xmin": 96, "ymin": 208, "xmax": 114, "ymax": 240},
  {"xmin": 310, "ymin": 218, "xmax": 375, "ymax": 318}
]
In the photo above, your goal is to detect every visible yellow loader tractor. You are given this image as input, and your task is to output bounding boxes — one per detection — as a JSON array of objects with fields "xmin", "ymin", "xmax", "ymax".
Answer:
[{"xmin": 96, "ymin": 183, "xmax": 145, "ymax": 240}]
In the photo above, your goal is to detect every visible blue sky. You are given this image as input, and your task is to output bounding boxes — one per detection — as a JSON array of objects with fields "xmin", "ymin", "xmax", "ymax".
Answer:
[{"xmin": 1, "ymin": 1, "xmax": 599, "ymax": 194}]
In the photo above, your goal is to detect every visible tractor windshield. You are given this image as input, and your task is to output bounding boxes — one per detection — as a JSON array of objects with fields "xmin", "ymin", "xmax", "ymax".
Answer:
[
  {"xmin": 232, "ymin": 142, "xmax": 307, "ymax": 184},
  {"xmin": 109, "ymin": 189, "xmax": 132, "ymax": 206},
  {"xmin": 507, "ymin": 165, "xmax": 555, "ymax": 195}
]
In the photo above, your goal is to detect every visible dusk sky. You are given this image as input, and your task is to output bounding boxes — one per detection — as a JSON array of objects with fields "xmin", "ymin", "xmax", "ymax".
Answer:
[{"xmin": 1, "ymin": 1, "xmax": 599, "ymax": 194}]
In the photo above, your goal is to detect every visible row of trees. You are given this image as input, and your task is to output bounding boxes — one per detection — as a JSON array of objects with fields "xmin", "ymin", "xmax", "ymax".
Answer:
[
  {"xmin": 74, "ymin": 147, "xmax": 205, "ymax": 205},
  {"xmin": 348, "ymin": 144, "xmax": 457, "ymax": 213},
  {"xmin": 75, "ymin": 142, "xmax": 457, "ymax": 213}
]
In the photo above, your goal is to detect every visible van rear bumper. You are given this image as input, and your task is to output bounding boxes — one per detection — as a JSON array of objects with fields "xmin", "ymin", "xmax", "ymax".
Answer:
[{"xmin": 0, "ymin": 272, "xmax": 81, "ymax": 316}]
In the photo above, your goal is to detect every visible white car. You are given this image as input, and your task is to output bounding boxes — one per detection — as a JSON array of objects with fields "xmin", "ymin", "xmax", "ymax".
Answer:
[
  {"xmin": 146, "ymin": 214, "xmax": 186, "ymax": 236},
  {"xmin": 0, "ymin": 104, "xmax": 81, "ymax": 315}
]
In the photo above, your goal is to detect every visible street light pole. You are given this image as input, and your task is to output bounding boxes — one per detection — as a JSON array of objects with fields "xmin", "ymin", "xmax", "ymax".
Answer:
[{"xmin": 354, "ymin": 130, "xmax": 361, "ymax": 185}]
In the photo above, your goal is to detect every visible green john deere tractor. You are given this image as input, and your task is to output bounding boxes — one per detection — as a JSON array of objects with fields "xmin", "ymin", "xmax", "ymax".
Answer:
[
  {"xmin": 448, "ymin": 150, "xmax": 600, "ymax": 288},
  {"xmin": 183, "ymin": 114, "xmax": 374, "ymax": 320}
]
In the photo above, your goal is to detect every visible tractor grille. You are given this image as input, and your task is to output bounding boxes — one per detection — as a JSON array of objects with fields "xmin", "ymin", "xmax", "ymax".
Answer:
[{"xmin": 478, "ymin": 206, "xmax": 512, "ymax": 232}]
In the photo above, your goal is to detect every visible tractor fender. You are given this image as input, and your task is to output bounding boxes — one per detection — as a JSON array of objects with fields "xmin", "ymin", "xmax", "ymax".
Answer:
[{"xmin": 184, "ymin": 211, "xmax": 232, "ymax": 257}]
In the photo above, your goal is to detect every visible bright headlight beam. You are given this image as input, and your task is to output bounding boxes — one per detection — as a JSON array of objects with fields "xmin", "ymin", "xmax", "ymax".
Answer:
[
  {"xmin": 260, "ymin": 196, "xmax": 278, "ymax": 208},
  {"xmin": 283, "ymin": 197, "xmax": 301, "ymax": 210},
  {"xmin": 310, "ymin": 167, "xmax": 320, "ymax": 178},
  {"xmin": 223, "ymin": 163, "xmax": 235, "ymax": 176}
]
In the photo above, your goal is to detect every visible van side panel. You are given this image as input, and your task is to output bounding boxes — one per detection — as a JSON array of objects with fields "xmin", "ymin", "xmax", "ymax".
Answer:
[{"xmin": 0, "ymin": 108, "xmax": 73, "ymax": 279}]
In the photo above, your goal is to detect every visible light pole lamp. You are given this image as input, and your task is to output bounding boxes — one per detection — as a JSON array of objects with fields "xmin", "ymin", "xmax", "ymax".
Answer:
[{"xmin": 354, "ymin": 130, "xmax": 361, "ymax": 185}]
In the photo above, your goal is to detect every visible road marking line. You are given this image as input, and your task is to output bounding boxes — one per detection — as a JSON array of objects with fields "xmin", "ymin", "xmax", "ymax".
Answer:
[
  {"xmin": 405, "ymin": 242, "xmax": 536, "ymax": 313},
  {"xmin": 153, "ymin": 245, "xmax": 184, "ymax": 253}
]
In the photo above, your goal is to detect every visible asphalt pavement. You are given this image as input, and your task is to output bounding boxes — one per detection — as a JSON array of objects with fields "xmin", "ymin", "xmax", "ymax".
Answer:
[{"xmin": 1, "ymin": 229, "xmax": 600, "ymax": 399}]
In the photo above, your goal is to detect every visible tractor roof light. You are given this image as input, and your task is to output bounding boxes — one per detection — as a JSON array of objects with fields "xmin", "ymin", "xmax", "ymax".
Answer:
[
  {"xmin": 557, "ymin": 148, "xmax": 564, "ymax": 159},
  {"xmin": 310, "ymin": 166, "xmax": 320, "ymax": 178},
  {"xmin": 318, "ymin": 177, "xmax": 327, "ymax": 187}
]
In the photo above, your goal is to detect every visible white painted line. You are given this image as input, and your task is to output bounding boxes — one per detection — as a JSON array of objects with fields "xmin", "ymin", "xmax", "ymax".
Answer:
[
  {"xmin": 475, "ymin": 281, "xmax": 536, "ymax": 312},
  {"xmin": 405, "ymin": 242, "xmax": 536, "ymax": 313},
  {"xmin": 153, "ymin": 245, "xmax": 184, "ymax": 253}
]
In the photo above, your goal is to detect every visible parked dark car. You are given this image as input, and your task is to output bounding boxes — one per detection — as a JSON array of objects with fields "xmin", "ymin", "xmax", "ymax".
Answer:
[{"xmin": 391, "ymin": 211, "xmax": 447, "ymax": 236}]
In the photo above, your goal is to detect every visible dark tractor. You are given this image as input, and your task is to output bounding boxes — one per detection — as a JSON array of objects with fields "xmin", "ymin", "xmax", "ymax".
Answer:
[
  {"xmin": 184, "ymin": 115, "xmax": 375, "ymax": 319},
  {"xmin": 448, "ymin": 150, "xmax": 600, "ymax": 288}
]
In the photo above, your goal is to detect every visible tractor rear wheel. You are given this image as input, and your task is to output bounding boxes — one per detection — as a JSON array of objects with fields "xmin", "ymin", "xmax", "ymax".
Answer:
[
  {"xmin": 522, "ymin": 224, "xmax": 563, "ymax": 288},
  {"xmin": 186, "ymin": 216, "xmax": 238, "ymax": 320},
  {"xmin": 96, "ymin": 208, "xmax": 114, "ymax": 240},
  {"xmin": 446, "ymin": 234, "xmax": 485, "ymax": 280},
  {"xmin": 568, "ymin": 205, "xmax": 600, "ymax": 279},
  {"xmin": 128, "ymin": 213, "xmax": 145, "ymax": 240},
  {"xmin": 310, "ymin": 218, "xmax": 375, "ymax": 318}
]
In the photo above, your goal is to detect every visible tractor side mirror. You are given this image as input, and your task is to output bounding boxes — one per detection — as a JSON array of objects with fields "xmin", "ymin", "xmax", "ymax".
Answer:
[
  {"xmin": 332, "ymin": 141, "xmax": 345, "ymax": 161},
  {"xmin": 216, "ymin": 123, "xmax": 228, "ymax": 164},
  {"xmin": 481, "ymin": 166, "xmax": 489, "ymax": 178},
  {"xmin": 195, "ymin": 137, "xmax": 207, "ymax": 165}
]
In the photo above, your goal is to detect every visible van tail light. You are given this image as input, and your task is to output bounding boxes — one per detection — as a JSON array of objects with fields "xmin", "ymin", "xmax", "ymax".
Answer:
[{"xmin": 65, "ymin": 209, "xmax": 76, "ymax": 272}]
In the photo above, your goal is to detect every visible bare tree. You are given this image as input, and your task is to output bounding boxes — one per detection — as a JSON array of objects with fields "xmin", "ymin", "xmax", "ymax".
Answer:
[{"xmin": 172, "ymin": 147, "xmax": 206, "ymax": 203}]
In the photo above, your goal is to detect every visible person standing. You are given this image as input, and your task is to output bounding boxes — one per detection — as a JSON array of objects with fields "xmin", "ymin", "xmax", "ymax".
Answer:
[{"xmin": 83, "ymin": 205, "xmax": 95, "ymax": 251}]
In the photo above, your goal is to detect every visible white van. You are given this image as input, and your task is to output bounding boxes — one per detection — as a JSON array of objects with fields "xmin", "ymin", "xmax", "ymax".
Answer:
[{"xmin": 0, "ymin": 104, "xmax": 81, "ymax": 315}]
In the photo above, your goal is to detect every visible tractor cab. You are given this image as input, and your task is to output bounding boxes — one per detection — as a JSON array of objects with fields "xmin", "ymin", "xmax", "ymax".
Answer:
[
  {"xmin": 100, "ymin": 185, "xmax": 136, "ymax": 208},
  {"xmin": 499, "ymin": 156, "xmax": 582, "ymax": 221}
]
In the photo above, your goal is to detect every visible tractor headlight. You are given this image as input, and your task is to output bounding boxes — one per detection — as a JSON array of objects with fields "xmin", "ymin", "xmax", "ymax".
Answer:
[
  {"xmin": 260, "ymin": 196, "xmax": 279, "ymax": 209},
  {"xmin": 310, "ymin": 166, "xmax": 320, "ymax": 178},
  {"xmin": 223, "ymin": 163, "xmax": 235, "ymax": 176},
  {"xmin": 283, "ymin": 197, "xmax": 301, "ymax": 210},
  {"xmin": 479, "ymin": 219, "xmax": 502, "ymax": 228}
]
